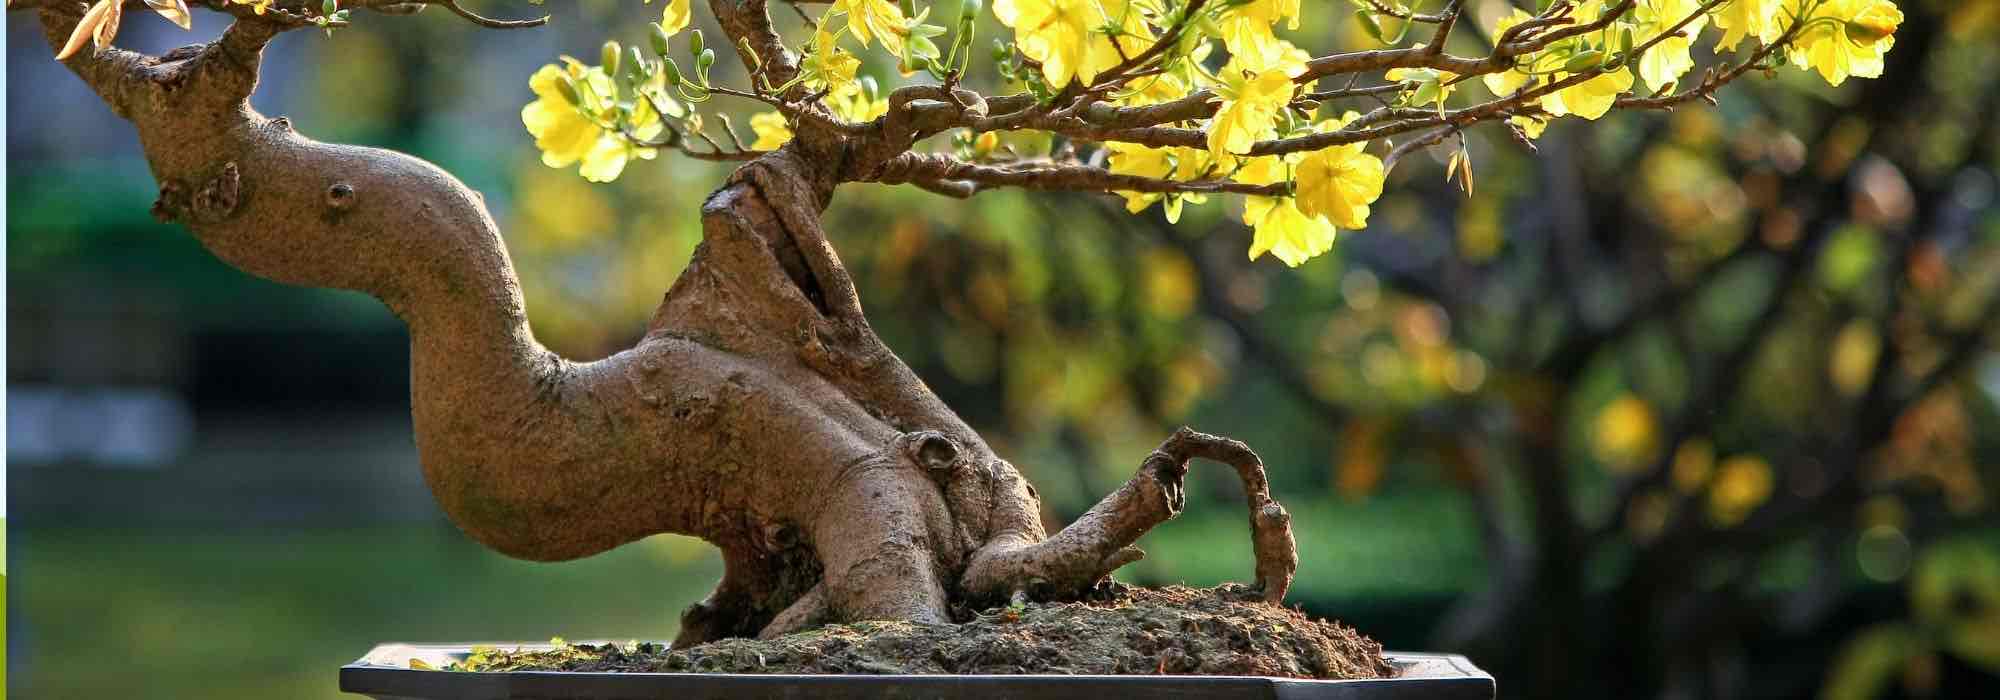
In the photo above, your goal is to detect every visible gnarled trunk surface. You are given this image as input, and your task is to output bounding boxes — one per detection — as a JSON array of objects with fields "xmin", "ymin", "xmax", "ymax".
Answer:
[{"xmin": 31, "ymin": 5, "xmax": 1297, "ymax": 648}]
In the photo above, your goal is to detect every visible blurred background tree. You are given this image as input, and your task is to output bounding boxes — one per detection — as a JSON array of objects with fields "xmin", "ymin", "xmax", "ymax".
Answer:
[{"xmin": 7, "ymin": 1, "xmax": 1999, "ymax": 698}]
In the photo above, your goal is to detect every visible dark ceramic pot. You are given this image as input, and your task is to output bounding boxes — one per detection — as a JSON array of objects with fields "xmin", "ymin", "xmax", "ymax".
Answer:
[{"xmin": 341, "ymin": 643, "xmax": 1495, "ymax": 699}]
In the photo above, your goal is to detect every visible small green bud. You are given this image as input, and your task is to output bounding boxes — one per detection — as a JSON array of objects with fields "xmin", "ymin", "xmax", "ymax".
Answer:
[
  {"xmin": 602, "ymin": 40, "xmax": 622, "ymax": 76},
  {"xmin": 696, "ymin": 48, "xmax": 716, "ymax": 82},
  {"xmin": 660, "ymin": 57, "xmax": 685, "ymax": 86},
  {"xmin": 626, "ymin": 47, "xmax": 648, "ymax": 82},
  {"xmin": 1563, "ymin": 49, "xmax": 1604, "ymax": 73},
  {"xmin": 689, "ymin": 29, "xmax": 706, "ymax": 60},
  {"xmin": 650, "ymin": 22, "xmax": 672, "ymax": 56}
]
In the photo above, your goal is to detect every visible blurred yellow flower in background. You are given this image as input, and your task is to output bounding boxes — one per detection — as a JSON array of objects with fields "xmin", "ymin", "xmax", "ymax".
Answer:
[
  {"xmin": 1593, "ymin": 395, "xmax": 1661, "ymax": 472},
  {"xmin": 1709, "ymin": 455, "xmax": 1775, "ymax": 526}
]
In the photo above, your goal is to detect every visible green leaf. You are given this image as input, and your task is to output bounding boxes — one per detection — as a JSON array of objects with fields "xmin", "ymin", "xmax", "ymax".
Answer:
[
  {"xmin": 1947, "ymin": 615, "xmax": 2000, "ymax": 673},
  {"xmin": 1355, "ymin": 9, "xmax": 1385, "ymax": 44},
  {"xmin": 1822, "ymin": 623, "xmax": 1921, "ymax": 700}
]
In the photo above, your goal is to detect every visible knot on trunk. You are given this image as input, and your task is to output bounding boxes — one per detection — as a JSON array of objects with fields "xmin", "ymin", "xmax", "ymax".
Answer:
[
  {"xmin": 150, "ymin": 161, "xmax": 241, "ymax": 224},
  {"xmin": 897, "ymin": 430, "xmax": 965, "ymax": 473},
  {"xmin": 190, "ymin": 161, "xmax": 241, "ymax": 223}
]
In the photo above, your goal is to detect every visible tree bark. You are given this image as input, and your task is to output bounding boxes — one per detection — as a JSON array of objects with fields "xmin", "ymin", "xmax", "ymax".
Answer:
[{"xmin": 30, "ymin": 5, "xmax": 1297, "ymax": 646}]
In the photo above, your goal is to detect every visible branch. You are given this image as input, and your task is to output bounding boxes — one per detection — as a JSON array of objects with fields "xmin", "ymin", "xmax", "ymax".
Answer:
[
  {"xmin": 937, "ymin": 0, "xmax": 1738, "ymax": 165},
  {"xmin": 871, "ymin": 152, "xmax": 1284, "ymax": 198},
  {"xmin": 438, "ymin": 0, "xmax": 545, "ymax": 28},
  {"xmin": 707, "ymin": 0, "xmax": 801, "ymax": 96}
]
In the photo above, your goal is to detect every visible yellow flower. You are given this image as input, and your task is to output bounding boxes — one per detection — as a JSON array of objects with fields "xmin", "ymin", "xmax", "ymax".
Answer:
[
  {"xmin": 834, "ymin": 0, "xmax": 909, "ymax": 55},
  {"xmin": 1107, "ymin": 142, "xmax": 1176, "ymax": 215},
  {"xmin": 653, "ymin": 0, "xmax": 692, "ymax": 36},
  {"xmin": 521, "ymin": 60, "xmax": 663, "ymax": 183},
  {"xmin": 1207, "ymin": 42, "xmax": 1309, "ymax": 156},
  {"xmin": 1510, "ymin": 115, "xmax": 1549, "ymax": 140},
  {"xmin": 523, "ymin": 65, "xmax": 604, "ymax": 171},
  {"xmin": 1481, "ymin": 9, "xmax": 1537, "ymax": 96},
  {"xmin": 1218, "ymin": 0, "xmax": 1301, "ymax": 66},
  {"xmin": 1632, "ymin": 0, "xmax": 1708, "ymax": 92},
  {"xmin": 1234, "ymin": 154, "xmax": 1335, "ymax": 266},
  {"xmin": 749, "ymin": 111, "xmax": 793, "ymax": 150},
  {"xmin": 232, "ymin": 0, "xmax": 272, "ymax": 15},
  {"xmin": 1293, "ymin": 143, "xmax": 1384, "ymax": 230},
  {"xmin": 1386, "ymin": 67, "xmax": 1457, "ymax": 108},
  {"xmin": 800, "ymin": 26, "xmax": 862, "ymax": 93},
  {"xmin": 1845, "ymin": 0, "xmax": 1904, "ymax": 42},
  {"xmin": 824, "ymin": 83, "xmax": 888, "ymax": 122},
  {"xmin": 1542, "ymin": 67, "xmax": 1633, "ymax": 120},
  {"xmin": 1118, "ymin": 72, "xmax": 1193, "ymax": 106},
  {"xmin": 1712, "ymin": 0, "xmax": 1779, "ymax": 51},
  {"xmin": 1243, "ymin": 196, "xmax": 1337, "ymax": 266},
  {"xmin": 1788, "ymin": 0, "xmax": 1902, "ymax": 86},
  {"xmin": 1106, "ymin": 144, "xmax": 1211, "ymax": 223},
  {"xmin": 996, "ymin": 0, "xmax": 1152, "ymax": 87}
]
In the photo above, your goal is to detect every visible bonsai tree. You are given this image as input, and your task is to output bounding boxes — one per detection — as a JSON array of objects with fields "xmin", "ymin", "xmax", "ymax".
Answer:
[{"xmin": 12, "ymin": 0, "xmax": 1902, "ymax": 648}]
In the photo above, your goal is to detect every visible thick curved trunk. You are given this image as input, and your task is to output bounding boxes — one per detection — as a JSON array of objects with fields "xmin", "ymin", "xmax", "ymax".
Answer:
[{"xmin": 34, "ymin": 6, "xmax": 1296, "ymax": 648}]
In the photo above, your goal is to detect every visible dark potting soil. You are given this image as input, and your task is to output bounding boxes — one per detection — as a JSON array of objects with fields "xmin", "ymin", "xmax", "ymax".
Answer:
[{"xmin": 457, "ymin": 584, "xmax": 1396, "ymax": 679}]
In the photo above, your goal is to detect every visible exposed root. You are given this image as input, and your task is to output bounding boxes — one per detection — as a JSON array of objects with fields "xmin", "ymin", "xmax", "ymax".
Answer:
[
  {"xmin": 961, "ymin": 427, "xmax": 1299, "ymax": 604},
  {"xmin": 758, "ymin": 583, "xmax": 829, "ymax": 639}
]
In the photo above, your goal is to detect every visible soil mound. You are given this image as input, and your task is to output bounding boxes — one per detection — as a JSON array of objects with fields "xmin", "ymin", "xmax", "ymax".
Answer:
[{"xmin": 466, "ymin": 585, "xmax": 1395, "ymax": 679}]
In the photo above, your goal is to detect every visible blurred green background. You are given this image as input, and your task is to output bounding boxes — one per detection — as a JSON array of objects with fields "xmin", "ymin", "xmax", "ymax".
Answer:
[{"xmin": 8, "ymin": 1, "xmax": 2000, "ymax": 698}]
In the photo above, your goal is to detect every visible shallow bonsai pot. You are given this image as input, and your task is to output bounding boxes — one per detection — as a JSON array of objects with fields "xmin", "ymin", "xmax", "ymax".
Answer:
[{"xmin": 340, "ymin": 643, "xmax": 1495, "ymax": 699}]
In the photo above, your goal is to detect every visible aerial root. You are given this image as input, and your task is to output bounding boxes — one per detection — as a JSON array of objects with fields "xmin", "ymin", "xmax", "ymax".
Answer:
[
  {"xmin": 959, "ymin": 427, "xmax": 1298, "ymax": 605},
  {"xmin": 1141, "ymin": 427, "xmax": 1298, "ymax": 603}
]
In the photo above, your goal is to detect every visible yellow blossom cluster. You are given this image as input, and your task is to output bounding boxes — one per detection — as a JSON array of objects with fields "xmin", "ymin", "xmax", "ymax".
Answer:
[
  {"xmin": 521, "ymin": 58, "xmax": 676, "ymax": 183},
  {"xmin": 515, "ymin": 0, "xmax": 1903, "ymax": 267}
]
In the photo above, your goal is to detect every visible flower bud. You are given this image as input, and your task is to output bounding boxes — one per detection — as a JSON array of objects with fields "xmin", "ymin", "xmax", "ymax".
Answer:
[
  {"xmin": 1563, "ymin": 50, "xmax": 1605, "ymax": 73},
  {"xmin": 650, "ymin": 22, "xmax": 672, "ymax": 56},
  {"xmin": 602, "ymin": 40, "xmax": 622, "ymax": 76}
]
